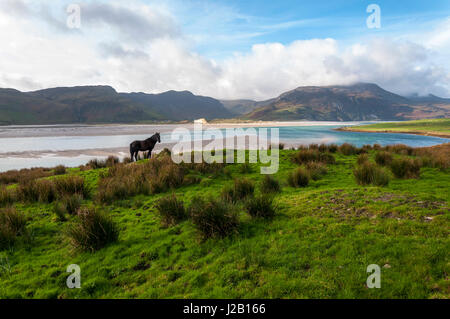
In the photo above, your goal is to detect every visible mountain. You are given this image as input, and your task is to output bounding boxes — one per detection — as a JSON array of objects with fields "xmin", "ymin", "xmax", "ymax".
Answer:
[
  {"xmin": 0, "ymin": 86, "xmax": 232, "ymax": 125},
  {"xmin": 220, "ymin": 98, "xmax": 275, "ymax": 115},
  {"xmin": 244, "ymin": 83, "xmax": 450, "ymax": 121}
]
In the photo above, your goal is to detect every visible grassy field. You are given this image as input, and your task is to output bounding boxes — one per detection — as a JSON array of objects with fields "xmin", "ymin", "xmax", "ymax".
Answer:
[
  {"xmin": 0, "ymin": 144, "xmax": 449, "ymax": 299},
  {"xmin": 338, "ymin": 118, "xmax": 450, "ymax": 138}
]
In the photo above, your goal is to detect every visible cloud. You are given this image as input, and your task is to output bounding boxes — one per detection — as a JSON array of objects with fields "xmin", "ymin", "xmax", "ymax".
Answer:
[{"xmin": 0, "ymin": 0, "xmax": 449, "ymax": 100}]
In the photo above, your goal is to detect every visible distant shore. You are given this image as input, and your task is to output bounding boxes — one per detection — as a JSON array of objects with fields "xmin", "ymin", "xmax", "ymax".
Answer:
[{"xmin": 336, "ymin": 119, "xmax": 450, "ymax": 139}]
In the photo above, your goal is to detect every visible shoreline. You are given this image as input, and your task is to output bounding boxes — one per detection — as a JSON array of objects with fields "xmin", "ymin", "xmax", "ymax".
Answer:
[{"xmin": 335, "ymin": 127, "xmax": 450, "ymax": 139}]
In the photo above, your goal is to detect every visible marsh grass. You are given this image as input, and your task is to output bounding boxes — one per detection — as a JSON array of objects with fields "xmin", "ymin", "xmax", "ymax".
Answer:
[
  {"xmin": 155, "ymin": 194, "xmax": 187, "ymax": 226},
  {"xmin": 287, "ymin": 167, "xmax": 310, "ymax": 187},
  {"xmin": 189, "ymin": 197, "xmax": 239, "ymax": 239},
  {"xmin": 244, "ymin": 195, "xmax": 276, "ymax": 219},
  {"xmin": 375, "ymin": 151, "xmax": 393, "ymax": 166},
  {"xmin": 0, "ymin": 208, "xmax": 27, "ymax": 249},
  {"xmin": 221, "ymin": 178, "xmax": 255, "ymax": 203},
  {"xmin": 354, "ymin": 162, "xmax": 390, "ymax": 186},
  {"xmin": 390, "ymin": 158, "xmax": 422, "ymax": 179},
  {"xmin": 66, "ymin": 207, "xmax": 119, "ymax": 252},
  {"xmin": 260, "ymin": 175, "xmax": 281, "ymax": 193}
]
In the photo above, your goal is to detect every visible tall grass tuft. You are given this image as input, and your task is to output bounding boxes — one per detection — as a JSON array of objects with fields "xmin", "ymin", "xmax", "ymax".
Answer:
[
  {"xmin": 53, "ymin": 165, "xmax": 67, "ymax": 175},
  {"xmin": 357, "ymin": 153, "xmax": 369, "ymax": 165},
  {"xmin": 305, "ymin": 162, "xmax": 328, "ymax": 181},
  {"xmin": 189, "ymin": 197, "xmax": 239, "ymax": 239},
  {"xmin": 0, "ymin": 208, "xmax": 27, "ymax": 249},
  {"xmin": 354, "ymin": 162, "xmax": 390, "ymax": 186},
  {"xmin": 294, "ymin": 150, "xmax": 335, "ymax": 165},
  {"xmin": 244, "ymin": 195, "xmax": 276, "ymax": 219},
  {"xmin": 375, "ymin": 151, "xmax": 393, "ymax": 166},
  {"xmin": 287, "ymin": 168, "xmax": 310, "ymax": 187},
  {"xmin": 260, "ymin": 175, "xmax": 281, "ymax": 193},
  {"xmin": 390, "ymin": 158, "xmax": 422, "ymax": 179},
  {"xmin": 66, "ymin": 207, "xmax": 119, "ymax": 252},
  {"xmin": 338, "ymin": 143, "xmax": 360, "ymax": 155},
  {"xmin": 155, "ymin": 194, "xmax": 187, "ymax": 226},
  {"xmin": 221, "ymin": 178, "xmax": 255, "ymax": 203}
]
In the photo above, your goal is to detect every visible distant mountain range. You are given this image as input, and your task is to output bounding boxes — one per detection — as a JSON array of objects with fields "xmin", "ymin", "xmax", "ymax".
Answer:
[
  {"xmin": 239, "ymin": 83, "xmax": 450, "ymax": 121},
  {"xmin": 0, "ymin": 86, "xmax": 232, "ymax": 125},
  {"xmin": 0, "ymin": 83, "xmax": 449, "ymax": 125}
]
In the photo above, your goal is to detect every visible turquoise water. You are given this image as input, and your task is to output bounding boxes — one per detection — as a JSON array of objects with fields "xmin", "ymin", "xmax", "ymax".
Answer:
[{"xmin": 0, "ymin": 123, "xmax": 448, "ymax": 171}]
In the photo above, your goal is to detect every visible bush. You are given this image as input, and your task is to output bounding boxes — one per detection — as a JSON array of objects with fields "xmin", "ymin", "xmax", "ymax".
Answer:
[
  {"xmin": 357, "ymin": 153, "xmax": 369, "ymax": 165},
  {"xmin": 155, "ymin": 194, "xmax": 187, "ymax": 226},
  {"xmin": 189, "ymin": 197, "xmax": 239, "ymax": 239},
  {"xmin": 338, "ymin": 143, "xmax": 359, "ymax": 155},
  {"xmin": 53, "ymin": 165, "xmax": 67, "ymax": 175},
  {"xmin": 390, "ymin": 158, "xmax": 421, "ymax": 179},
  {"xmin": 354, "ymin": 162, "xmax": 390, "ymax": 186},
  {"xmin": 386, "ymin": 144, "xmax": 414, "ymax": 156},
  {"xmin": 0, "ymin": 208, "xmax": 27, "ymax": 249},
  {"xmin": 244, "ymin": 195, "xmax": 276, "ymax": 219},
  {"xmin": 305, "ymin": 162, "xmax": 328, "ymax": 181},
  {"xmin": 287, "ymin": 168, "xmax": 310, "ymax": 187},
  {"xmin": 260, "ymin": 175, "xmax": 281, "ymax": 193},
  {"xmin": 221, "ymin": 178, "xmax": 255, "ymax": 203},
  {"xmin": 66, "ymin": 207, "xmax": 119, "ymax": 252},
  {"xmin": 375, "ymin": 151, "xmax": 393, "ymax": 166}
]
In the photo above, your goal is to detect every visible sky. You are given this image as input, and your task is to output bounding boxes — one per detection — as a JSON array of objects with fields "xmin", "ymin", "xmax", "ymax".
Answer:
[{"xmin": 0, "ymin": 0, "xmax": 449, "ymax": 100}]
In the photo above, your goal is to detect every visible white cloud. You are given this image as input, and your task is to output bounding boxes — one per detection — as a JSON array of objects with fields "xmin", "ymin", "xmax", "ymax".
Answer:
[{"xmin": 0, "ymin": 0, "xmax": 449, "ymax": 100}]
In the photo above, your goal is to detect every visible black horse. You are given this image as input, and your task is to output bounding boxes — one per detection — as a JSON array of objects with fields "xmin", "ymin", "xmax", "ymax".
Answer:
[{"xmin": 130, "ymin": 133, "xmax": 161, "ymax": 162}]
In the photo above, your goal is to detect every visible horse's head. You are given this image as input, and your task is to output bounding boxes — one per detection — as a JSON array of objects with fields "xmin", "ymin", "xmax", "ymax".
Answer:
[{"xmin": 155, "ymin": 132, "xmax": 161, "ymax": 143}]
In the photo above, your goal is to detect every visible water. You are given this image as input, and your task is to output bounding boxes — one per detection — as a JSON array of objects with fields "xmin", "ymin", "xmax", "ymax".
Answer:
[{"xmin": 0, "ymin": 122, "xmax": 448, "ymax": 172}]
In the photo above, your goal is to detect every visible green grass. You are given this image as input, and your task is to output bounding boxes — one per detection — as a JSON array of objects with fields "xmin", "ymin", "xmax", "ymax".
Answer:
[
  {"xmin": 0, "ymin": 149, "xmax": 448, "ymax": 299},
  {"xmin": 340, "ymin": 118, "xmax": 450, "ymax": 137}
]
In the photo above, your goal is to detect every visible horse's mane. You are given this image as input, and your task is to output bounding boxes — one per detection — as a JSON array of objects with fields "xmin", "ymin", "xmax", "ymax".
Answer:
[{"xmin": 146, "ymin": 133, "xmax": 159, "ymax": 142}]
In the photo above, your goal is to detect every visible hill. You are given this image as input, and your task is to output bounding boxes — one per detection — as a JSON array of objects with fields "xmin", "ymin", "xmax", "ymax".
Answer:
[
  {"xmin": 244, "ymin": 83, "xmax": 450, "ymax": 121},
  {"xmin": 0, "ymin": 86, "xmax": 232, "ymax": 125}
]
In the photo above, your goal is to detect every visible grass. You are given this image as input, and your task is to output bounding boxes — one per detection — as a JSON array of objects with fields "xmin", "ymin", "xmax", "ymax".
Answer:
[
  {"xmin": 339, "ymin": 118, "xmax": 450, "ymax": 138},
  {"xmin": 0, "ymin": 145, "xmax": 448, "ymax": 299}
]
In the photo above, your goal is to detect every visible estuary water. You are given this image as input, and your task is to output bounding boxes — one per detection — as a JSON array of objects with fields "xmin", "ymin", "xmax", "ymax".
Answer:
[{"xmin": 0, "ymin": 122, "xmax": 448, "ymax": 172}]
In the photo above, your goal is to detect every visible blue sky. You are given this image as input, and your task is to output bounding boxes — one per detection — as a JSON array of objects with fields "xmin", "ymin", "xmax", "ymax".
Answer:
[
  {"xmin": 0, "ymin": 0, "xmax": 449, "ymax": 99},
  {"xmin": 163, "ymin": 0, "xmax": 450, "ymax": 59}
]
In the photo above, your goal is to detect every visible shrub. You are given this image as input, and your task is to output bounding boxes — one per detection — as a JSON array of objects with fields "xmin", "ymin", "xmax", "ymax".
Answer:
[
  {"xmin": 357, "ymin": 153, "xmax": 369, "ymax": 165},
  {"xmin": 338, "ymin": 143, "xmax": 359, "ymax": 155},
  {"xmin": 66, "ymin": 207, "xmax": 119, "ymax": 252},
  {"xmin": 390, "ymin": 158, "xmax": 421, "ymax": 179},
  {"xmin": 354, "ymin": 162, "xmax": 390, "ymax": 186},
  {"xmin": 63, "ymin": 194, "xmax": 83, "ymax": 215},
  {"xmin": 189, "ymin": 197, "xmax": 239, "ymax": 239},
  {"xmin": 0, "ymin": 208, "xmax": 27, "ymax": 249},
  {"xmin": 221, "ymin": 178, "xmax": 255, "ymax": 203},
  {"xmin": 305, "ymin": 162, "xmax": 328, "ymax": 181},
  {"xmin": 375, "ymin": 151, "xmax": 393, "ymax": 166},
  {"xmin": 287, "ymin": 168, "xmax": 310, "ymax": 187},
  {"xmin": 260, "ymin": 175, "xmax": 281, "ymax": 193},
  {"xmin": 244, "ymin": 195, "xmax": 276, "ymax": 219},
  {"xmin": 155, "ymin": 194, "xmax": 187, "ymax": 226},
  {"xmin": 53, "ymin": 165, "xmax": 67, "ymax": 175}
]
